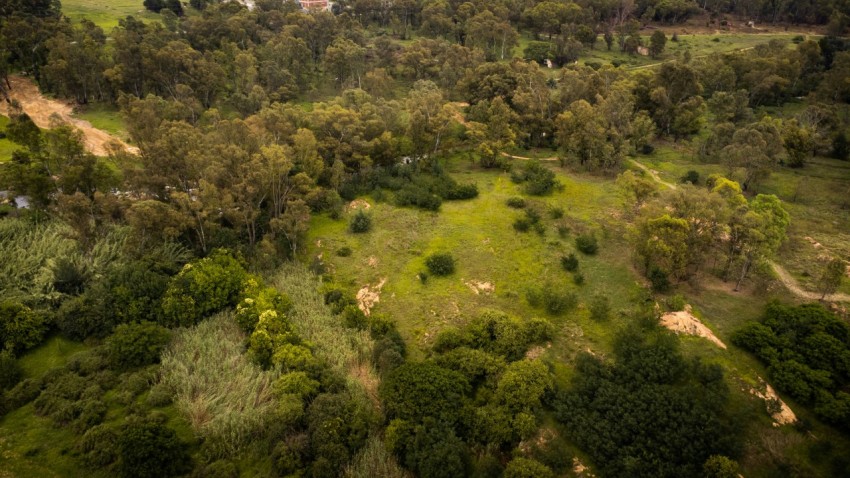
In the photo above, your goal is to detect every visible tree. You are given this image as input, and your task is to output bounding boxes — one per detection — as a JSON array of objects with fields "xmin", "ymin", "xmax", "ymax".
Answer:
[
  {"xmin": 380, "ymin": 361, "xmax": 470, "ymax": 424},
  {"xmin": 631, "ymin": 214, "xmax": 691, "ymax": 283},
  {"xmin": 465, "ymin": 11, "xmax": 518, "ymax": 61},
  {"xmin": 782, "ymin": 119, "xmax": 815, "ymax": 168},
  {"xmin": 495, "ymin": 359, "xmax": 552, "ymax": 413},
  {"xmin": 649, "ymin": 31, "xmax": 667, "ymax": 59},
  {"xmin": 817, "ymin": 258, "xmax": 846, "ymax": 300},
  {"xmin": 616, "ymin": 170, "xmax": 659, "ymax": 215},
  {"xmin": 504, "ymin": 458, "xmax": 554, "ymax": 478},
  {"xmin": 0, "ymin": 301, "xmax": 48, "ymax": 354},
  {"xmin": 324, "ymin": 37, "xmax": 366, "ymax": 89},
  {"xmin": 556, "ymin": 100, "xmax": 616, "ymax": 170},
  {"xmin": 106, "ymin": 322, "xmax": 172, "ymax": 369},
  {"xmin": 117, "ymin": 419, "xmax": 190, "ymax": 478},
  {"xmin": 273, "ymin": 199, "xmax": 311, "ymax": 258}
]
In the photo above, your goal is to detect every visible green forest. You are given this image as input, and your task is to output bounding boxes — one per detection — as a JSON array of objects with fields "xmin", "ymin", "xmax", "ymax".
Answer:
[{"xmin": 1, "ymin": 0, "xmax": 850, "ymax": 477}]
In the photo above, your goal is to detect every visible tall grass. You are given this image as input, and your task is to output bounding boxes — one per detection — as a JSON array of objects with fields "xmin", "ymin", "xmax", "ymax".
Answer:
[
  {"xmin": 343, "ymin": 436, "xmax": 411, "ymax": 478},
  {"xmin": 271, "ymin": 265, "xmax": 374, "ymax": 382},
  {"xmin": 0, "ymin": 218, "xmax": 129, "ymax": 304},
  {"xmin": 160, "ymin": 312, "xmax": 278, "ymax": 459},
  {"xmin": 0, "ymin": 219, "xmax": 76, "ymax": 303}
]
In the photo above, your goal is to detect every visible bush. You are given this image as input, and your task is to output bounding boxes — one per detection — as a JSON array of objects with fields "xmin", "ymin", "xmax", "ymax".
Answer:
[
  {"xmin": 573, "ymin": 272, "xmax": 585, "ymax": 285},
  {"xmin": 575, "ymin": 234, "xmax": 598, "ymax": 255},
  {"xmin": 349, "ymin": 210, "xmax": 372, "ymax": 233},
  {"xmin": 396, "ymin": 186, "xmax": 442, "ymax": 211},
  {"xmin": 444, "ymin": 183, "xmax": 479, "ymax": 200},
  {"xmin": 681, "ymin": 170, "xmax": 700, "ymax": 184},
  {"xmin": 589, "ymin": 295, "xmax": 610, "ymax": 322},
  {"xmin": 504, "ymin": 457, "xmax": 554, "ymax": 478},
  {"xmin": 512, "ymin": 162, "xmax": 559, "ymax": 196},
  {"xmin": 0, "ymin": 351, "xmax": 22, "ymax": 390},
  {"xmin": 5, "ymin": 378, "xmax": 43, "ymax": 409},
  {"xmin": 561, "ymin": 254, "xmax": 579, "ymax": 272},
  {"xmin": 341, "ymin": 305, "xmax": 368, "ymax": 330},
  {"xmin": 425, "ymin": 253, "xmax": 456, "ymax": 276},
  {"xmin": 667, "ymin": 294, "xmax": 686, "ymax": 311},
  {"xmin": 0, "ymin": 301, "xmax": 49, "ymax": 354},
  {"xmin": 513, "ymin": 217, "xmax": 531, "ymax": 232},
  {"xmin": 117, "ymin": 419, "xmax": 191, "ymax": 478},
  {"xmin": 160, "ymin": 250, "xmax": 248, "ymax": 327},
  {"xmin": 648, "ymin": 267, "xmax": 671, "ymax": 292},
  {"xmin": 506, "ymin": 197, "xmax": 526, "ymax": 209},
  {"xmin": 549, "ymin": 207, "xmax": 564, "ymax": 219},
  {"xmin": 380, "ymin": 362, "xmax": 470, "ymax": 424},
  {"xmin": 106, "ymin": 322, "xmax": 172, "ymax": 370},
  {"xmin": 146, "ymin": 383, "xmax": 174, "ymax": 407},
  {"xmin": 542, "ymin": 287, "xmax": 577, "ymax": 315},
  {"xmin": 336, "ymin": 246, "xmax": 352, "ymax": 257},
  {"xmin": 79, "ymin": 424, "xmax": 119, "ymax": 468}
]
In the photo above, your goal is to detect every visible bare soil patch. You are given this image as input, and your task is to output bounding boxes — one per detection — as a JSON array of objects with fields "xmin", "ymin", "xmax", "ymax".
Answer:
[
  {"xmin": 750, "ymin": 377, "xmax": 798, "ymax": 427},
  {"xmin": 659, "ymin": 304, "xmax": 727, "ymax": 349},
  {"xmin": 356, "ymin": 278, "xmax": 386, "ymax": 316},
  {"xmin": 463, "ymin": 279, "xmax": 494, "ymax": 295},
  {"xmin": 347, "ymin": 199, "xmax": 371, "ymax": 211},
  {"xmin": 0, "ymin": 75, "xmax": 135, "ymax": 156}
]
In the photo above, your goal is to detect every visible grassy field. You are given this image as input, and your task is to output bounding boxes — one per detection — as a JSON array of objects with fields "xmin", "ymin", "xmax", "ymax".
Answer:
[
  {"xmin": 61, "ymin": 0, "xmax": 159, "ymax": 31},
  {"xmin": 0, "ymin": 114, "xmax": 18, "ymax": 162},
  {"xmin": 74, "ymin": 104, "xmax": 129, "ymax": 141}
]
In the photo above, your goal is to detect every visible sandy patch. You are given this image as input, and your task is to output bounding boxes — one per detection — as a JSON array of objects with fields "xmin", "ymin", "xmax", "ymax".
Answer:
[
  {"xmin": 525, "ymin": 342, "xmax": 552, "ymax": 360},
  {"xmin": 365, "ymin": 256, "xmax": 379, "ymax": 268},
  {"xmin": 1, "ymin": 75, "xmax": 136, "ymax": 156},
  {"xmin": 659, "ymin": 305, "xmax": 726, "ymax": 349},
  {"xmin": 573, "ymin": 457, "xmax": 595, "ymax": 477},
  {"xmin": 348, "ymin": 199, "xmax": 371, "ymax": 211},
  {"xmin": 463, "ymin": 279, "xmax": 494, "ymax": 295},
  {"xmin": 356, "ymin": 278, "xmax": 386, "ymax": 316},
  {"xmin": 750, "ymin": 377, "xmax": 797, "ymax": 426}
]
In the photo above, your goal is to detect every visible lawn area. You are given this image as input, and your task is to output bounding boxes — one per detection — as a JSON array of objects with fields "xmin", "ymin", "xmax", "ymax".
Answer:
[
  {"xmin": 74, "ymin": 103, "xmax": 129, "ymax": 141},
  {"xmin": 308, "ymin": 159, "xmax": 649, "ymax": 360},
  {"xmin": 0, "ymin": 114, "xmax": 19, "ymax": 163},
  {"xmin": 581, "ymin": 32, "xmax": 809, "ymax": 69},
  {"xmin": 62, "ymin": 0, "xmax": 159, "ymax": 31},
  {"xmin": 16, "ymin": 335, "xmax": 89, "ymax": 378}
]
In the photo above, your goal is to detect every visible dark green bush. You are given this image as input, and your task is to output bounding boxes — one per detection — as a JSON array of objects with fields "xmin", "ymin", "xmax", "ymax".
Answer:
[
  {"xmin": 511, "ymin": 161, "xmax": 559, "ymax": 195},
  {"xmin": 549, "ymin": 206, "xmax": 564, "ymax": 219},
  {"xmin": 5, "ymin": 378, "xmax": 43, "ymax": 409},
  {"xmin": 575, "ymin": 234, "xmax": 598, "ymax": 255},
  {"xmin": 506, "ymin": 197, "xmax": 526, "ymax": 209},
  {"xmin": 589, "ymin": 295, "xmax": 610, "ymax": 322},
  {"xmin": 341, "ymin": 305, "xmax": 368, "ymax": 330},
  {"xmin": 0, "ymin": 301, "xmax": 49, "ymax": 354},
  {"xmin": 444, "ymin": 183, "xmax": 479, "ymax": 200},
  {"xmin": 0, "ymin": 351, "xmax": 22, "ymax": 390},
  {"xmin": 117, "ymin": 419, "xmax": 191, "ymax": 478},
  {"xmin": 335, "ymin": 246, "xmax": 352, "ymax": 257},
  {"xmin": 681, "ymin": 170, "xmax": 700, "ymax": 184},
  {"xmin": 560, "ymin": 253, "xmax": 579, "ymax": 272},
  {"xmin": 513, "ymin": 217, "xmax": 531, "ymax": 232},
  {"xmin": 349, "ymin": 210, "xmax": 372, "ymax": 233},
  {"xmin": 396, "ymin": 186, "xmax": 442, "ymax": 211},
  {"xmin": 573, "ymin": 272, "xmax": 585, "ymax": 285},
  {"xmin": 106, "ymin": 322, "xmax": 172, "ymax": 370},
  {"xmin": 160, "ymin": 250, "xmax": 248, "ymax": 327},
  {"xmin": 648, "ymin": 267, "xmax": 671, "ymax": 292},
  {"xmin": 79, "ymin": 424, "xmax": 119, "ymax": 468},
  {"xmin": 425, "ymin": 253, "xmax": 456, "ymax": 276},
  {"xmin": 380, "ymin": 362, "xmax": 470, "ymax": 424},
  {"xmin": 542, "ymin": 287, "xmax": 577, "ymax": 315}
]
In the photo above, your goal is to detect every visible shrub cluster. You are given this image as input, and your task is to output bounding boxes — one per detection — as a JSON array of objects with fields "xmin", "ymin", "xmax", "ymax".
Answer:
[
  {"xmin": 510, "ymin": 162, "xmax": 559, "ymax": 196},
  {"xmin": 425, "ymin": 253, "xmax": 456, "ymax": 276},
  {"xmin": 575, "ymin": 234, "xmax": 599, "ymax": 255},
  {"xmin": 349, "ymin": 210, "xmax": 372, "ymax": 233}
]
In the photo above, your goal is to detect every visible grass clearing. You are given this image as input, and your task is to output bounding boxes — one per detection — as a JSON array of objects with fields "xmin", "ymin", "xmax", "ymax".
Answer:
[
  {"xmin": 0, "ymin": 114, "xmax": 19, "ymax": 163},
  {"xmin": 307, "ymin": 160, "xmax": 641, "ymax": 360},
  {"xmin": 61, "ymin": 0, "xmax": 159, "ymax": 31},
  {"xmin": 17, "ymin": 335, "xmax": 90, "ymax": 378},
  {"xmin": 74, "ymin": 103, "xmax": 128, "ymax": 141}
]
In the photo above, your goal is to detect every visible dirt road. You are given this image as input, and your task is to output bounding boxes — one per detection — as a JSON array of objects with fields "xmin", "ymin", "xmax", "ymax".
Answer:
[
  {"xmin": 770, "ymin": 261, "xmax": 850, "ymax": 302},
  {"xmin": 0, "ymin": 75, "xmax": 135, "ymax": 156},
  {"xmin": 629, "ymin": 158, "xmax": 679, "ymax": 189}
]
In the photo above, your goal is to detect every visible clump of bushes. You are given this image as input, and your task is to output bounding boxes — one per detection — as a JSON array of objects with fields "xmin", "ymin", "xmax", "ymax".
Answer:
[
  {"xmin": 335, "ymin": 246, "xmax": 352, "ymax": 257},
  {"xmin": 527, "ymin": 285, "xmax": 577, "ymax": 316},
  {"xmin": 0, "ymin": 301, "xmax": 48, "ymax": 354},
  {"xmin": 349, "ymin": 210, "xmax": 372, "ymax": 233},
  {"xmin": 589, "ymin": 295, "xmax": 610, "ymax": 322},
  {"xmin": 506, "ymin": 197, "xmax": 526, "ymax": 209},
  {"xmin": 511, "ymin": 161, "xmax": 559, "ymax": 196},
  {"xmin": 160, "ymin": 250, "xmax": 248, "ymax": 327},
  {"xmin": 106, "ymin": 322, "xmax": 172, "ymax": 370},
  {"xmin": 575, "ymin": 234, "xmax": 598, "ymax": 255},
  {"xmin": 681, "ymin": 170, "xmax": 700, "ymax": 184},
  {"xmin": 561, "ymin": 253, "xmax": 579, "ymax": 272},
  {"xmin": 425, "ymin": 253, "xmax": 456, "ymax": 276},
  {"xmin": 513, "ymin": 208, "xmax": 545, "ymax": 235}
]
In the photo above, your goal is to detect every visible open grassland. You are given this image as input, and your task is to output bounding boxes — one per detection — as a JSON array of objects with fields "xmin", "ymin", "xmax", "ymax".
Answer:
[
  {"xmin": 309, "ymin": 160, "xmax": 648, "ymax": 361},
  {"xmin": 74, "ymin": 104, "xmax": 129, "ymax": 141},
  {"xmin": 0, "ymin": 114, "xmax": 17, "ymax": 162},
  {"xmin": 61, "ymin": 0, "xmax": 159, "ymax": 31}
]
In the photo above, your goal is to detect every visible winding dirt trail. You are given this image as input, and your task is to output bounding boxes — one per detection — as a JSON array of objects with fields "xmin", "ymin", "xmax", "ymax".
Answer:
[
  {"xmin": 629, "ymin": 158, "xmax": 679, "ymax": 190},
  {"xmin": 0, "ymin": 75, "xmax": 136, "ymax": 156},
  {"xmin": 770, "ymin": 262, "xmax": 850, "ymax": 302},
  {"xmin": 630, "ymin": 158, "xmax": 848, "ymax": 302}
]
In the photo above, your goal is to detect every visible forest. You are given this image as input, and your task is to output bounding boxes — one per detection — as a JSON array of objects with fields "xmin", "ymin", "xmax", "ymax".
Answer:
[{"xmin": 1, "ymin": 0, "xmax": 850, "ymax": 477}]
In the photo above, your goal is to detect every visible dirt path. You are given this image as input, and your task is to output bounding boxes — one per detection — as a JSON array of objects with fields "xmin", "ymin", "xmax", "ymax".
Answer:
[
  {"xmin": 770, "ymin": 261, "xmax": 850, "ymax": 302},
  {"xmin": 628, "ymin": 47, "xmax": 756, "ymax": 71},
  {"xmin": 500, "ymin": 151, "xmax": 559, "ymax": 161},
  {"xmin": 629, "ymin": 158, "xmax": 679, "ymax": 189},
  {"xmin": 0, "ymin": 75, "xmax": 135, "ymax": 156}
]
